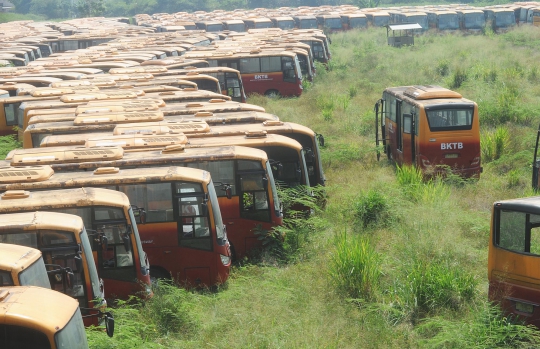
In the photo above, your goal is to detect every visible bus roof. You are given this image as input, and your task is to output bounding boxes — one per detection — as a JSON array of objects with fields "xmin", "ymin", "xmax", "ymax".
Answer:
[
  {"xmin": 0, "ymin": 166, "xmax": 210, "ymax": 191},
  {"xmin": 0, "ymin": 243, "xmax": 42, "ymax": 276},
  {"xmin": 10, "ymin": 145, "xmax": 269, "ymax": 170},
  {"xmin": 0, "ymin": 187, "xmax": 131, "ymax": 211},
  {"xmin": 0, "ymin": 286, "xmax": 79, "ymax": 334},
  {"xmin": 399, "ymin": 85, "xmax": 463, "ymax": 100},
  {"xmin": 8, "ymin": 145, "xmax": 124, "ymax": 163},
  {"xmin": 0, "ymin": 211, "xmax": 84, "ymax": 232}
]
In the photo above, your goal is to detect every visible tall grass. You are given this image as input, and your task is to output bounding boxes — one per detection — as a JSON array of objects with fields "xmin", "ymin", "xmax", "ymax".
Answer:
[
  {"xmin": 73, "ymin": 27, "xmax": 540, "ymax": 347},
  {"xmin": 328, "ymin": 232, "xmax": 381, "ymax": 300},
  {"xmin": 418, "ymin": 303, "xmax": 540, "ymax": 348}
]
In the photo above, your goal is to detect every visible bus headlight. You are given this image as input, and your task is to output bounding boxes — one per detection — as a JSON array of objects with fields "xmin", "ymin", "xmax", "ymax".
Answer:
[{"xmin": 220, "ymin": 254, "xmax": 231, "ymax": 266}]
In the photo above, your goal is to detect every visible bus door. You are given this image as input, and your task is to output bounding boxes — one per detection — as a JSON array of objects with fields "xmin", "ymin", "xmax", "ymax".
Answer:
[
  {"xmin": 174, "ymin": 182, "xmax": 214, "ymax": 287},
  {"xmin": 223, "ymin": 72, "xmax": 245, "ymax": 102},
  {"xmin": 395, "ymin": 99, "xmax": 403, "ymax": 165},
  {"xmin": 533, "ymin": 123, "xmax": 540, "ymax": 190},
  {"xmin": 402, "ymin": 111, "xmax": 416, "ymax": 166},
  {"xmin": 237, "ymin": 163, "xmax": 271, "ymax": 256}
]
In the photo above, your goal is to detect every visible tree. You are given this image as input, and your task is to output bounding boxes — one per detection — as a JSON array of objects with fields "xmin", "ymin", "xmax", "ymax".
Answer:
[
  {"xmin": 76, "ymin": 0, "xmax": 105, "ymax": 17},
  {"xmin": 9, "ymin": 0, "xmax": 32, "ymax": 14}
]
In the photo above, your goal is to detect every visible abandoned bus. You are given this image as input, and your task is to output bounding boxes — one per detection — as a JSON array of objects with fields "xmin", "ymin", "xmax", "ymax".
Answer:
[
  {"xmin": 375, "ymin": 85, "xmax": 481, "ymax": 178},
  {"xmin": 0, "ymin": 286, "xmax": 90, "ymax": 349},
  {"xmin": 184, "ymin": 50, "xmax": 303, "ymax": 97},
  {"xmin": 0, "ymin": 243, "xmax": 50, "ymax": 288},
  {"xmin": 488, "ymin": 196, "xmax": 540, "ymax": 328},
  {"xmin": 141, "ymin": 64, "xmax": 247, "ymax": 102},
  {"xmin": 0, "ymin": 207, "xmax": 104, "ymax": 327},
  {"xmin": 0, "ymin": 189, "xmax": 150, "ymax": 300},
  {"xmin": 0, "ymin": 166, "xmax": 230, "ymax": 286},
  {"xmin": 9, "ymin": 145, "xmax": 282, "ymax": 260}
]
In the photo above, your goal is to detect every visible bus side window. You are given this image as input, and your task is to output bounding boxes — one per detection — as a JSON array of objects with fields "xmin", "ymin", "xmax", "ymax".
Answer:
[{"xmin": 0, "ymin": 271, "xmax": 14, "ymax": 286}]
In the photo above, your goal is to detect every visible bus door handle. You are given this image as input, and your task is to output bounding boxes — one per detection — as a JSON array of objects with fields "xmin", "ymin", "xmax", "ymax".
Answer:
[
  {"xmin": 163, "ymin": 251, "xmax": 172, "ymax": 254},
  {"xmin": 227, "ymin": 222, "xmax": 234, "ymax": 225}
]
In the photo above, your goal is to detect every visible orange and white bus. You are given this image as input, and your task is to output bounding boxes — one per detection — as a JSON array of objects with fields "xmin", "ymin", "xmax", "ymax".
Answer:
[
  {"xmin": 184, "ymin": 49, "xmax": 303, "ymax": 97},
  {"xmin": 0, "ymin": 243, "xmax": 50, "ymax": 288},
  {"xmin": 375, "ymin": 85, "xmax": 481, "ymax": 178},
  {"xmin": 0, "ymin": 166, "xmax": 231, "ymax": 287},
  {"xmin": 0, "ymin": 207, "xmax": 105, "ymax": 327},
  {"xmin": 0, "ymin": 187, "xmax": 151, "ymax": 300},
  {"xmin": 488, "ymin": 196, "xmax": 540, "ymax": 328},
  {"xmin": 0, "ymin": 286, "xmax": 91, "ymax": 348},
  {"xmin": 140, "ymin": 64, "xmax": 247, "ymax": 102},
  {"xmin": 9, "ymin": 145, "xmax": 282, "ymax": 260}
]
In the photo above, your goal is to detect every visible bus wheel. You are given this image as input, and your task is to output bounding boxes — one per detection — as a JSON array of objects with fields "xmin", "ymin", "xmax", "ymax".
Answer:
[
  {"xmin": 264, "ymin": 89, "xmax": 280, "ymax": 98},
  {"xmin": 150, "ymin": 267, "xmax": 171, "ymax": 285},
  {"xmin": 229, "ymin": 242, "xmax": 237, "ymax": 262}
]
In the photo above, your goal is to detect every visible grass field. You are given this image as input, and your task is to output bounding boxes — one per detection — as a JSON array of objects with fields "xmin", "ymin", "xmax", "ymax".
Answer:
[{"xmin": 57, "ymin": 25, "xmax": 540, "ymax": 347}]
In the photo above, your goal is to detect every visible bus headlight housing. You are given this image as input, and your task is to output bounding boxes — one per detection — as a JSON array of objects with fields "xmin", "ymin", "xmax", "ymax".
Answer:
[{"xmin": 220, "ymin": 254, "xmax": 231, "ymax": 266}]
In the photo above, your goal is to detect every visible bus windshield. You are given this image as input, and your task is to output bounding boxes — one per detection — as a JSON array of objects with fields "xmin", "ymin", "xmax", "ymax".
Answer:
[
  {"xmin": 438, "ymin": 14, "xmax": 459, "ymax": 29},
  {"xmin": 464, "ymin": 13, "xmax": 485, "ymax": 28},
  {"xmin": 266, "ymin": 159, "xmax": 281, "ymax": 215},
  {"xmin": 496, "ymin": 12, "xmax": 515, "ymax": 27},
  {"xmin": 80, "ymin": 228, "xmax": 101, "ymax": 299},
  {"xmin": 4, "ymin": 102, "xmax": 17, "ymax": 127},
  {"xmin": 324, "ymin": 18, "xmax": 342, "ymax": 29},
  {"xmin": 128, "ymin": 206, "xmax": 148, "ymax": 273},
  {"xmin": 52, "ymin": 206, "xmax": 133, "ymax": 288},
  {"xmin": 54, "ymin": 308, "xmax": 89, "ymax": 349},
  {"xmin": 18, "ymin": 256, "xmax": 51, "ymax": 288},
  {"xmin": 207, "ymin": 181, "xmax": 225, "ymax": 245},
  {"xmin": 496, "ymin": 209, "xmax": 540, "ymax": 255},
  {"xmin": 0, "ymin": 230, "xmax": 88, "ymax": 302},
  {"xmin": 426, "ymin": 108, "xmax": 473, "ymax": 131}
]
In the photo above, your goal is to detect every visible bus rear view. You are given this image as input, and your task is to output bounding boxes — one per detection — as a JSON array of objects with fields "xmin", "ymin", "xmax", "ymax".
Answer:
[{"xmin": 375, "ymin": 85, "xmax": 481, "ymax": 178}]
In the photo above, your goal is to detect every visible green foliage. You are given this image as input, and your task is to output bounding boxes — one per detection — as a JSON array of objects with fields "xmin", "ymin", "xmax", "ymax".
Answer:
[
  {"xmin": 328, "ymin": 232, "xmax": 381, "ymax": 300},
  {"xmin": 418, "ymin": 303, "xmax": 540, "ymax": 348},
  {"xmin": 450, "ymin": 67, "xmax": 467, "ymax": 89},
  {"xmin": 146, "ymin": 281, "xmax": 200, "ymax": 336},
  {"xmin": 481, "ymin": 126, "xmax": 510, "ymax": 162},
  {"xmin": 77, "ymin": 0, "xmax": 105, "ymax": 17},
  {"xmin": 385, "ymin": 257, "xmax": 477, "ymax": 324},
  {"xmin": 0, "ymin": 135, "xmax": 21, "ymax": 158},
  {"xmin": 253, "ymin": 185, "xmax": 326, "ymax": 264},
  {"xmin": 354, "ymin": 189, "xmax": 390, "ymax": 228}
]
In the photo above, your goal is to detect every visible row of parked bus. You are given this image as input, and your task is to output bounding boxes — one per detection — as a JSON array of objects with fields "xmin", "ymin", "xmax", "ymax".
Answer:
[
  {"xmin": 133, "ymin": 2, "xmax": 538, "ymax": 34},
  {"xmin": 0, "ymin": 18, "xmax": 331, "ymax": 98},
  {"xmin": 0, "ymin": 17, "xmax": 327, "ymax": 347}
]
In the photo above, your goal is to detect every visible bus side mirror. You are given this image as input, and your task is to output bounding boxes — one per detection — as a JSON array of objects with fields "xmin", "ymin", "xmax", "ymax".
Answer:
[
  {"xmin": 122, "ymin": 233, "xmax": 131, "ymax": 253},
  {"xmin": 296, "ymin": 168, "xmax": 302, "ymax": 182},
  {"xmin": 65, "ymin": 268, "xmax": 74, "ymax": 289},
  {"xmin": 225, "ymin": 185, "xmax": 232, "ymax": 200},
  {"xmin": 305, "ymin": 148, "xmax": 314, "ymax": 161},
  {"xmin": 101, "ymin": 235, "xmax": 108, "ymax": 251},
  {"xmin": 131, "ymin": 205, "xmax": 147, "ymax": 224},
  {"xmin": 201, "ymin": 202, "xmax": 208, "ymax": 217},
  {"xmin": 271, "ymin": 162, "xmax": 283, "ymax": 179},
  {"xmin": 74, "ymin": 252, "xmax": 82, "ymax": 272},
  {"xmin": 263, "ymin": 176, "xmax": 268, "ymax": 187},
  {"xmin": 317, "ymin": 134, "xmax": 325, "ymax": 147},
  {"xmin": 104, "ymin": 312, "xmax": 115, "ymax": 337}
]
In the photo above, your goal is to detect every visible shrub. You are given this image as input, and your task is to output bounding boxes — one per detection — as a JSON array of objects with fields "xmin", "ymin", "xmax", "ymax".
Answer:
[
  {"xmin": 146, "ymin": 281, "xmax": 200, "ymax": 336},
  {"xmin": 407, "ymin": 259, "xmax": 477, "ymax": 313},
  {"xmin": 418, "ymin": 303, "xmax": 540, "ymax": 348},
  {"xmin": 354, "ymin": 189, "xmax": 390, "ymax": 228},
  {"xmin": 329, "ymin": 232, "xmax": 381, "ymax": 300},
  {"xmin": 481, "ymin": 126, "xmax": 510, "ymax": 162}
]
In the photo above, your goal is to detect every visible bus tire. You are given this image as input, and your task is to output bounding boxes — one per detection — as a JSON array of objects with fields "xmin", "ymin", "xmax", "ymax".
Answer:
[
  {"xmin": 264, "ymin": 89, "xmax": 280, "ymax": 98},
  {"xmin": 150, "ymin": 267, "xmax": 171, "ymax": 284},
  {"xmin": 229, "ymin": 242, "xmax": 237, "ymax": 262}
]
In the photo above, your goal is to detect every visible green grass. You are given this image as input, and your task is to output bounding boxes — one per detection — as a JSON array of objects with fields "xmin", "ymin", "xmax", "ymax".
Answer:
[{"xmin": 0, "ymin": 25, "xmax": 530, "ymax": 347}]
